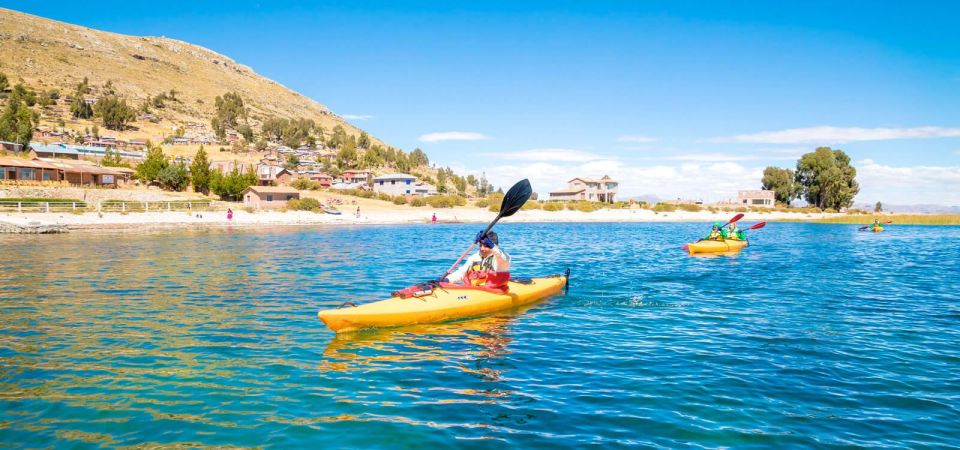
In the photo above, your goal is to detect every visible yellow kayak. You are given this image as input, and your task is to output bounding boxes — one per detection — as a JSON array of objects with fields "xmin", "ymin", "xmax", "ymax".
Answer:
[
  {"xmin": 318, "ymin": 275, "xmax": 568, "ymax": 333},
  {"xmin": 686, "ymin": 239, "xmax": 749, "ymax": 255},
  {"xmin": 871, "ymin": 226, "xmax": 883, "ymax": 232}
]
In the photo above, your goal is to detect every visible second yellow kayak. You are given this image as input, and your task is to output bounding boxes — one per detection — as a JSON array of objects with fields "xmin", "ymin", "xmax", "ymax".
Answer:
[
  {"xmin": 318, "ymin": 275, "xmax": 567, "ymax": 333},
  {"xmin": 686, "ymin": 239, "xmax": 749, "ymax": 254}
]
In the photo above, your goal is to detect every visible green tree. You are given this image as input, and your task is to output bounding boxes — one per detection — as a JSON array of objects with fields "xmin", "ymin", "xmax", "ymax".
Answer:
[
  {"xmin": 93, "ymin": 96, "xmax": 136, "ymax": 130},
  {"xmin": 213, "ymin": 92, "xmax": 247, "ymax": 129},
  {"xmin": 237, "ymin": 124, "xmax": 254, "ymax": 142},
  {"xmin": 436, "ymin": 168, "xmax": 448, "ymax": 193},
  {"xmin": 285, "ymin": 153, "xmax": 300, "ymax": 170},
  {"xmin": 190, "ymin": 146, "xmax": 212, "ymax": 194},
  {"xmin": 210, "ymin": 166, "xmax": 258, "ymax": 201},
  {"xmin": 101, "ymin": 148, "xmax": 126, "ymax": 167},
  {"xmin": 410, "ymin": 148, "xmax": 429, "ymax": 167},
  {"xmin": 795, "ymin": 147, "xmax": 860, "ymax": 210},
  {"xmin": 91, "ymin": 125, "xmax": 99, "ymax": 139},
  {"xmin": 261, "ymin": 117, "xmax": 287, "ymax": 142},
  {"xmin": 337, "ymin": 139, "xmax": 357, "ymax": 169},
  {"xmin": 875, "ymin": 201, "xmax": 882, "ymax": 213},
  {"xmin": 0, "ymin": 97, "xmax": 35, "ymax": 149},
  {"xmin": 761, "ymin": 166, "xmax": 801, "ymax": 205},
  {"xmin": 358, "ymin": 131, "xmax": 370, "ymax": 149},
  {"xmin": 158, "ymin": 163, "xmax": 189, "ymax": 191},
  {"xmin": 0, "ymin": 72, "xmax": 8, "ymax": 92},
  {"xmin": 136, "ymin": 144, "xmax": 169, "ymax": 184}
]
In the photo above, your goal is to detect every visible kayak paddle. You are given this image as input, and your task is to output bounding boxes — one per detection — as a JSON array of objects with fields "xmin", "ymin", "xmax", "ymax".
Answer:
[
  {"xmin": 440, "ymin": 179, "xmax": 533, "ymax": 280},
  {"xmin": 723, "ymin": 213, "xmax": 744, "ymax": 228},
  {"xmin": 746, "ymin": 222, "xmax": 766, "ymax": 230}
]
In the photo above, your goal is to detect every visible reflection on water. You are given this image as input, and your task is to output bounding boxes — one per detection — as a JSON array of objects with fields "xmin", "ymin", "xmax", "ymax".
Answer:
[{"xmin": 2, "ymin": 223, "xmax": 960, "ymax": 447}]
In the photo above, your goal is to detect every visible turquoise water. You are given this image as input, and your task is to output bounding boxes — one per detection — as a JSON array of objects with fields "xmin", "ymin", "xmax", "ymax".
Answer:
[{"xmin": 2, "ymin": 222, "xmax": 959, "ymax": 448}]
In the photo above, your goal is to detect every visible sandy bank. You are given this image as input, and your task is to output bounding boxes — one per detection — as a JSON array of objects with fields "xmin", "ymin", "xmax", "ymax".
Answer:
[{"xmin": 2, "ymin": 206, "xmax": 839, "ymax": 232}]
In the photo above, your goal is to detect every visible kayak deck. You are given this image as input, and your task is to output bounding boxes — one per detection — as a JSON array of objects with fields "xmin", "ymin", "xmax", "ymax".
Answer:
[{"xmin": 318, "ymin": 275, "xmax": 567, "ymax": 333}]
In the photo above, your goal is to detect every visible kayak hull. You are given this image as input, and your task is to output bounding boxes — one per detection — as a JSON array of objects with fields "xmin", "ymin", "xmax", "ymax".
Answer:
[
  {"xmin": 686, "ymin": 239, "xmax": 748, "ymax": 254},
  {"xmin": 871, "ymin": 226, "xmax": 883, "ymax": 232},
  {"xmin": 318, "ymin": 275, "xmax": 567, "ymax": 333}
]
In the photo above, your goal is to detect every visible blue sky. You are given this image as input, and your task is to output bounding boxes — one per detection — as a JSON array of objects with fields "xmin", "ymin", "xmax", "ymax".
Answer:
[{"xmin": 7, "ymin": 1, "xmax": 960, "ymax": 205}]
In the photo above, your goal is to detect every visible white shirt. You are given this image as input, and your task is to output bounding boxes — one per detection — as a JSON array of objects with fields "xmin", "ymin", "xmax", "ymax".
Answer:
[{"xmin": 447, "ymin": 246, "xmax": 511, "ymax": 283}]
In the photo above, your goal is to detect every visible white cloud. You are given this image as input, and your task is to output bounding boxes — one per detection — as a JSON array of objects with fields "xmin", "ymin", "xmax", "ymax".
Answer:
[
  {"xmin": 617, "ymin": 135, "xmax": 659, "ymax": 143},
  {"xmin": 705, "ymin": 126, "xmax": 960, "ymax": 144},
  {"xmin": 418, "ymin": 131, "xmax": 491, "ymax": 143},
  {"xmin": 856, "ymin": 159, "xmax": 960, "ymax": 205},
  {"xmin": 341, "ymin": 114, "xmax": 375, "ymax": 121},
  {"xmin": 485, "ymin": 148, "xmax": 606, "ymax": 163},
  {"xmin": 632, "ymin": 152, "xmax": 800, "ymax": 163}
]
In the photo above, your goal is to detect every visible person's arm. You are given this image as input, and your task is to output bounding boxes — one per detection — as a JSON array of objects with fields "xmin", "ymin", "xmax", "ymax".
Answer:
[{"xmin": 492, "ymin": 246, "xmax": 511, "ymax": 272}]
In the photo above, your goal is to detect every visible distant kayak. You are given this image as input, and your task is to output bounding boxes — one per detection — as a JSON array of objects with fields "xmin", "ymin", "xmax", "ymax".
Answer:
[
  {"xmin": 685, "ymin": 239, "xmax": 748, "ymax": 255},
  {"xmin": 318, "ymin": 274, "xmax": 567, "ymax": 333}
]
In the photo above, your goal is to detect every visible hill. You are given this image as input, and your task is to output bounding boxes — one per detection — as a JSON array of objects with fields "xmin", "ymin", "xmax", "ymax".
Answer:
[{"xmin": 0, "ymin": 7, "xmax": 382, "ymax": 151}]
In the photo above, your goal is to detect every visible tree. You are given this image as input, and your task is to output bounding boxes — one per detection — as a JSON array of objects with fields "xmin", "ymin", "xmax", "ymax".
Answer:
[
  {"xmin": 436, "ymin": 168, "xmax": 448, "ymax": 193},
  {"xmin": 101, "ymin": 148, "xmax": 125, "ymax": 167},
  {"xmin": 795, "ymin": 147, "xmax": 859, "ymax": 210},
  {"xmin": 136, "ymin": 144, "xmax": 169, "ymax": 183},
  {"xmin": 91, "ymin": 125, "xmax": 99, "ymax": 139},
  {"xmin": 213, "ymin": 92, "xmax": 247, "ymax": 129},
  {"xmin": 285, "ymin": 153, "xmax": 300, "ymax": 170},
  {"xmin": 210, "ymin": 166, "xmax": 258, "ymax": 201},
  {"xmin": 875, "ymin": 201, "xmax": 882, "ymax": 213},
  {"xmin": 0, "ymin": 93, "xmax": 35, "ymax": 148},
  {"xmin": 410, "ymin": 148, "xmax": 429, "ymax": 167},
  {"xmin": 0, "ymin": 72, "xmax": 8, "ymax": 92},
  {"xmin": 94, "ymin": 96, "xmax": 136, "ymax": 130},
  {"xmin": 190, "ymin": 146, "xmax": 212, "ymax": 194},
  {"xmin": 761, "ymin": 167, "xmax": 801, "ymax": 205},
  {"xmin": 237, "ymin": 124, "xmax": 254, "ymax": 142},
  {"xmin": 158, "ymin": 163, "xmax": 189, "ymax": 191},
  {"xmin": 358, "ymin": 131, "xmax": 370, "ymax": 149}
]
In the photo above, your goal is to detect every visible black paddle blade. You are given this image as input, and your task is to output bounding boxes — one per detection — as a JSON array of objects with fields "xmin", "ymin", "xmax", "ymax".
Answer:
[{"xmin": 498, "ymin": 179, "xmax": 533, "ymax": 218}]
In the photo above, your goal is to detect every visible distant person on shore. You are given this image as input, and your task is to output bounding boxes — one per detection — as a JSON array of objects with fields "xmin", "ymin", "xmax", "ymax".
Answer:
[
  {"xmin": 432, "ymin": 213, "xmax": 437, "ymax": 223},
  {"xmin": 356, "ymin": 206, "xmax": 361, "ymax": 218},
  {"xmin": 445, "ymin": 231, "xmax": 511, "ymax": 289},
  {"xmin": 706, "ymin": 222, "xmax": 724, "ymax": 240},
  {"xmin": 227, "ymin": 208, "xmax": 233, "ymax": 221}
]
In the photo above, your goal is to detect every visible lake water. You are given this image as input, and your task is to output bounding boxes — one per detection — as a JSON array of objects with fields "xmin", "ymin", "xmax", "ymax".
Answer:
[{"xmin": 2, "ymin": 222, "xmax": 959, "ymax": 448}]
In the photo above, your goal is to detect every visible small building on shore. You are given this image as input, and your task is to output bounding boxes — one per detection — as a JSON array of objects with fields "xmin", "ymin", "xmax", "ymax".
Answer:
[
  {"xmin": 342, "ymin": 170, "xmax": 372, "ymax": 184},
  {"xmin": 549, "ymin": 175, "xmax": 619, "ymax": 203},
  {"xmin": 737, "ymin": 190, "xmax": 776, "ymax": 208},
  {"xmin": 373, "ymin": 173, "xmax": 417, "ymax": 196},
  {"xmin": 242, "ymin": 186, "xmax": 300, "ymax": 209}
]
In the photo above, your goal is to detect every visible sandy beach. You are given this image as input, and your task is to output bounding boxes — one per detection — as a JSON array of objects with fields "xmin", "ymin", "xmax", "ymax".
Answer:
[{"xmin": 1, "ymin": 204, "xmax": 839, "ymax": 231}]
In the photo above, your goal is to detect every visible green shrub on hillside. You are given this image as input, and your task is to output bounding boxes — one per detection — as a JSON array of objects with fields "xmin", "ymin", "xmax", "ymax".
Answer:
[
  {"xmin": 475, "ymin": 199, "xmax": 489, "ymax": 208},
  {"xmin": 678, "ymin": 204, "xmax": 702, "ymax": 212},
  {"xmin": 392, "ymin": 196, "xmax": 407, "ymax": 205},
  {"xmin": 410, "ymin": 198, "xmax": 426, "ymax": 207}
]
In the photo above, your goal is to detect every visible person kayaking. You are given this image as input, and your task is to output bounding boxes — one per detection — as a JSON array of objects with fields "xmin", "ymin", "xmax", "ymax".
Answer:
[
  {"xmin": 727, "ymin": 222, "xmax": 741, "ymax": 240},
  {"xmin": 445, "ymin": 231, "xmax": 511, "ymax": 289},
  {"xmin": 705, "ymin": 222, "xmax": 724, "ymax": 241}
]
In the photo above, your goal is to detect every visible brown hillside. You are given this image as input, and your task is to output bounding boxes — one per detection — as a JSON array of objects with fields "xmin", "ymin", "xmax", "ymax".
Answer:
[{"xmin": 0, "ymin": 7, "xmax": 381, "ymax": 146}]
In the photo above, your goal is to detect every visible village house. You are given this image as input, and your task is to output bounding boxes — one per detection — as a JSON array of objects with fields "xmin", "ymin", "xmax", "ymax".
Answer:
[
  {"xmin": 256, "ymin": 162, "xmax": 293, "ymax": 186},
  {"xmin": 373, "ymin": 173, "xmax": 417, "ymax": 196},
  {"xmin": 242, "ymin": 186, "xmax": 299, "ymax": 209},
  {"xmin": 0, "ymin": 154, "xmax": 128, "ymax": 187},
  {"xmin": 737, "ymin": 190, "xmax": 776, "ymax": 208},
  {"xmin": 210, "ymin": 160, "xmax": 254, "ymax": 174},
  {"xmin": 342, "ymin": 170, "xmax": 372, "ymax": 184},
  {"xmin": 303, "ymin": 172, "xmax": 333, "ymax": 187},
  {"xmin": 548, "ymin": 175, "xmax": 619, "ymax": 203}
]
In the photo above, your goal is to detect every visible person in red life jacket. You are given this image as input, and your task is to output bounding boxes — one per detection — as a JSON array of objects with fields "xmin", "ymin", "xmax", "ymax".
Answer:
[{"xmin": 445, "ymin": 231, "xmax": 511, "ymax": 290}]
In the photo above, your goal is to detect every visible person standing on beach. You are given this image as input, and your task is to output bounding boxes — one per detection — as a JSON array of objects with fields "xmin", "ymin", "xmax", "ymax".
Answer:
[
  {"xmin": 432, "ymin": 213, "xmax": 437, "ymax": 223},
  {"xmin": 445, "ymin": 231, "xmax": 511, "ymax": 289},
  {"xmin": 227, "ymin": 208, "xmax": 233, "ymax": 221}
]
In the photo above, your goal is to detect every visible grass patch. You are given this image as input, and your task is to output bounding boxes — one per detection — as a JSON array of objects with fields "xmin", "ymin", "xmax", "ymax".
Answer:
[{"xmin": 808, "ymin": 214, "xmax": 960, "ymax": 226}]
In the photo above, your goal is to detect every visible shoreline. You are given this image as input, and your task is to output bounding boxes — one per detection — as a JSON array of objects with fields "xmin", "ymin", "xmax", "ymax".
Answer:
[{"xmin": 1, "ymin": 207, "xmax": 849, "ymax": 233}]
